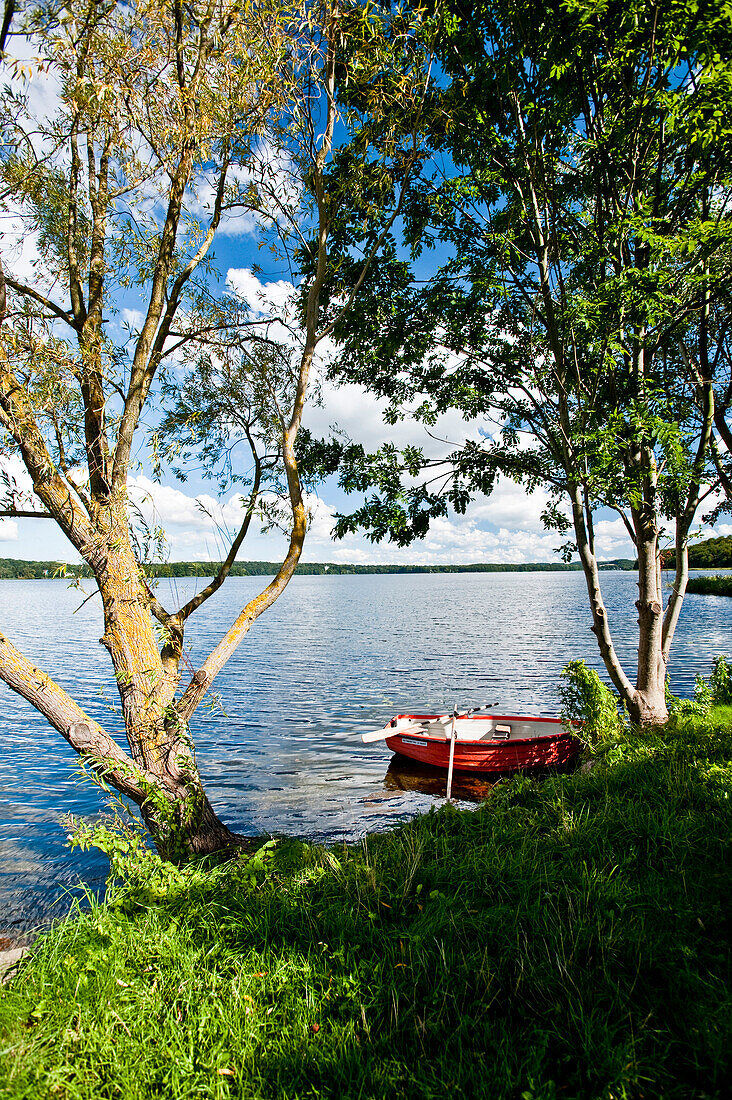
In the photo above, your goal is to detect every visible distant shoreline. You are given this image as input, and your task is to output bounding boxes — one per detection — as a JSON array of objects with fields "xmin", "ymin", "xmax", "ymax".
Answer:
[
  {"xmin": 1, "ymin": 557, "xmax": 638, "ymax": 579},
  {"xmin": 4, "ymin": 534, "xmax": 732, "ymax": 578}
]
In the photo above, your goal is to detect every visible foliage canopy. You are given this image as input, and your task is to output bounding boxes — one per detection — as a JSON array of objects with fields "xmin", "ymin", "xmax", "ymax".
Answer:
[{"xmin": 318, "ymin": 0, "xmax": 732, "ymax": 722}]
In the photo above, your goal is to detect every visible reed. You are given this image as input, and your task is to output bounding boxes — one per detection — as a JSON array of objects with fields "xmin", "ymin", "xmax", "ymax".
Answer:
[
  {"xmin": 686, "ymin": 574, "xmax": 732, "ymax": 597},
  {"xmin": 1, "ymin": 711, "xmax": 730, "ymax": 1099}
]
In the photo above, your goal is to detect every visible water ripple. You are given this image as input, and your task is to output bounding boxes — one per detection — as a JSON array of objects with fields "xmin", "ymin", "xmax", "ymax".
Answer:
[{"xmin": 1, "ymin": 571, "xmax": 730, "ymax": 930}]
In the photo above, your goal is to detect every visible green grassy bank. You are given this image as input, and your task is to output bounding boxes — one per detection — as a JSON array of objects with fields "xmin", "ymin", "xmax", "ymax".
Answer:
[
  {"xmin": 1, "ymin": 715, "xmax": 731, "ymax": 1100},
  {"xmin": 686, "ymin": 574, "xmax": 732, "ymax": 597}
]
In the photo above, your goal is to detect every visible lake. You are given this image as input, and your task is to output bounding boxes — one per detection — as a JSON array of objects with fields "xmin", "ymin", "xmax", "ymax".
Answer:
[{"xmin": 1, "ymin": 570, "xmax": 731, "ymax": 932}]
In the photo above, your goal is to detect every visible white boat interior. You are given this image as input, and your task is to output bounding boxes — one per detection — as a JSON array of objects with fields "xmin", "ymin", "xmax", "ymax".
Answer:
[{"xmin": 388, "ymin": 715, "xmax": 566, "ymax": 742}]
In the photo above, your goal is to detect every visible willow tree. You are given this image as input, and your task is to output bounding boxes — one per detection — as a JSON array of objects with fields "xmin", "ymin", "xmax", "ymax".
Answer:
[
  {"xmin": 324, "ymin": 0, "xmax": 732, "ymax": 724},
  {"xmin": 0, "ymin": 0, "xmax": 432, "ymax": 857}
]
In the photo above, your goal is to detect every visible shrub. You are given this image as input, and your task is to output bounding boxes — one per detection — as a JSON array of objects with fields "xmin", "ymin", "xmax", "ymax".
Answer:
[
  {"xmin": 668, "ymin": 655, "xmax": 732, "ymax": 716},
  {"xmin": 559, "ymin": 659, "xmax": 625, "ymax": 746},
  {"xmin": 710, "ymin": 655, "xmax": 732, "ymax": 706}
]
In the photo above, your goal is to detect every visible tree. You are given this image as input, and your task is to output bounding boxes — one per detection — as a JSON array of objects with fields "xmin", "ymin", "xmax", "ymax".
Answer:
[
  {"xmin": 0, "ymin": 0, "xmax": 432, "ymax": 857},
  {"xmin": 680, "ymin": 284, "xmax": 732, "ymax": 511},
  {"xmin": 322, "ymin": 0, "xmax": 732, "ymax": 723}
]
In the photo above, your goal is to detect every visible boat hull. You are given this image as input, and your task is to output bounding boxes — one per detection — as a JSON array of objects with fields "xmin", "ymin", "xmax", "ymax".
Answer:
[{"xmin": 383, "ymin": 714, "xmax": 580, "ymax": 774}]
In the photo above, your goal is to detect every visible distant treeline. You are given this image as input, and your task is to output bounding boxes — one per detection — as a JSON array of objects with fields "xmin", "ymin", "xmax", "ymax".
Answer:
[
  {"xmin": 0, "ymin": 559, "xmax": 91, "ymax": 579},
  {"xmin": 144, "ymin": 558, "xmax": 637, "ymax": 576},
  {"xmin": 6, "ymin": 536, "xmax": 731, "ymax": 578},
  {"xmin": 0, "ymin": 556, "xmax": 636, "ymax": 579},
  {"xmin": 686, "ymin": 536, "xmax": 732, "ymax": 569}
]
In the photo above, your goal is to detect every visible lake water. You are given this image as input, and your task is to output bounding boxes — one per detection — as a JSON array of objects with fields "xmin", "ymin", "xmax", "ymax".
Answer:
[{"xmin": 1, "ymin": 570, "xmax": 731, "ymax": 932}]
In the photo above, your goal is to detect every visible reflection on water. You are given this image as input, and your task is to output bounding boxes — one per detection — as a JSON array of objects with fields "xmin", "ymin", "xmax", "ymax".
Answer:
[
  {"xmin": 383, "ymin": 753, "xmax": 580, "ymax": 803},
  {"xmin": 1, "ymin": 570, "xmax": 731, "ymax": 931},
  {"xmin": 384, "ymin": 756, "xmax": 499, "ymax": 802}
]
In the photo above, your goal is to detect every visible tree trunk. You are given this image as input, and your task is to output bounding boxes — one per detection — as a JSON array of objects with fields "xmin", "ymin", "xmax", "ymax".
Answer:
[
  {"xmin": 80, "ymin": 501, "xmax": 247, "ymax": 860},
  {"xmin": 569, "ymin": 481, "xmax": 636, "ymax": 698},
  {"xmin": 139, "ymin": 782, "xmax": 249, "ymax": 861},
  {"xmin": 88, "ymin": 500, "xmax": 177, "ymax": 766},
  {"xmin": 631, "ymin": 526, "xmax": 668, "ymax": 725},
  {"xmin": 569, "ymin": 479, "xmax": 668, "ymax": 726}
]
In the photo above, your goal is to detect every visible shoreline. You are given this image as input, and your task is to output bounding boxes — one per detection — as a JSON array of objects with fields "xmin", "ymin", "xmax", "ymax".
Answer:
[
  {"xmin": 0, "ymin": 557, "xmax": 637, "ymax": 579},
  {"xmin": 3, "ymin": 561, "xmax": 732, "ymax": 581}
]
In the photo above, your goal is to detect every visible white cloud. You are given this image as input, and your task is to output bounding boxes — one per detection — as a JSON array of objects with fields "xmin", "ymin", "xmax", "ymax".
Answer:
[
  {"xmin": 0, "ymin": 519, "xmax": 19, "ymax": 543},
  {"xmin": 296, "ymin": 491, "xmax": 570, "ymax": 566},
  {"xmin": 0, "ymin": 37, "xmax": 63, "ymax": 139},
  {"xmin": 225, "ymin": 267, "xmax": 301, "ymax": 356},
  {"xmin": 0, "ymin": 42, "xmax": 63, "ymax": 292},
  {"xmin": 0, "ymin": 211, "xmax": 50, "ymax": 295},
  {"xmin": 470, "ymin": 479, "xmax": 553, "ymax": 532},
  {"xmin": 187, "ymin": 165, "xmax": 259, "ymax": 238},
  {"xmin": 0, "ymin": 455, "xmax": 43, "ymax": 516},
  {"xmin": 223, "ymin": 271, "xmax": 482, "ymax": 461},
  {"xmin": 121, "ymin": 308, "xmax": 144, "ymax": 332},
  {"xmin": 0, "ymin": 460, "xmax": 33, "ymax": 541},
  {"xmin": 226, "ymin": 268, "xmax": 296, "ymax": 319},
  {"xmin": 1, "ymin": 455, "xmax": 35, "ymax": 492},
  {"xmin": 303, "ymin": 375, "xmax": 485, "ymax": 459},
  {"xmin": 187, "ymin": 143, "xmax": 301, "ymax": 239},
  {"xmin": 304, "ymin": 493, "xmax": 337, "ymax": 541},
  {"xmin": 128, "ymin": 476, "xmax": 252, "ymax": 533},
  {"xmin": 591, "ymin": 518, "xmax": 634, "ymax": 557}
]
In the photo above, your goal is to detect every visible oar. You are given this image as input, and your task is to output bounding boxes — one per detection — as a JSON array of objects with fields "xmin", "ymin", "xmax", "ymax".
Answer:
[
  {"xmin": 445, "ymin": 704, "xmax": 497, "ymax": 798},
  {"xmin": 361, "ymin": 717, "xmax": 451, "ymax": 743},
  {"xmin": 445, "ymin": 707, "xmax": 458, "ymax": 801},
  {"xmin": 361, "ymin": 720, "xmax": 432, "ymax": 743},
  {"xmin": 461, "ymin": 702, "xmax": 496, "ymax": 717},
  {"xmin": 361, "ymin": 726, "xmax": 392, "ymax": 743}
]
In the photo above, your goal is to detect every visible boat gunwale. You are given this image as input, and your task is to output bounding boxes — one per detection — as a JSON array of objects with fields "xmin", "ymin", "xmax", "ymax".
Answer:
[
  {"xmin": 386, "ymin": 730, "xmax": 576, "ymax": 747},
  {"xmin": 385, "ymin": 714, "xmax": 573, "ymax": 745},
  {"xmin": 401, "ymin": 713, "xmax": 566, "ymax": 725}
]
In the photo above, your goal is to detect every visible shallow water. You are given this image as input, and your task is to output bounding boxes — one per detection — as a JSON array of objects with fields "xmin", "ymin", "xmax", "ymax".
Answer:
[{"xmin": 1, "ymin": 570, "xmax": 730, "ymax": 931}]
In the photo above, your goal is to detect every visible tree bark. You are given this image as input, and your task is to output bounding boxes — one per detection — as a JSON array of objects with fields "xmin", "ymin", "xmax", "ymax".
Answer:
[
  {"xmin": 139, "ymin": 789, "xmax": 248, "ymax": 860},
  {"xmin": 0, "ymin": 599, "xmax": 244, "ymax": 861},
  {"xmin": 632, "ymin": 525, "xmax": 668, "ymax": 724},
  {"xmin": 568, "ymin": 475, "xmax": 668, "ymax": 725}
]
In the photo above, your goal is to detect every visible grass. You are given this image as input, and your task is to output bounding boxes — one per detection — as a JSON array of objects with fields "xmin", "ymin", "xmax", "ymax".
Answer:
[
  {"xmin": 1, "ymin": 713, "xmax": 731, "ymax": 1099},
  {"xmin": 686, "ymin": 575, "xmax": 732, "ymax": 596}
]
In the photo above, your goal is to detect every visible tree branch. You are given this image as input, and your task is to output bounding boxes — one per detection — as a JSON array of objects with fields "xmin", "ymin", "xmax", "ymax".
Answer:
[
  {"xmin": 178, "ymin": 446, "xmax": 262, "ymax": 622},
  {"xmin": 0, "ymin": 625, "xmax": 160, "ymax": 806},
  {"xmin": 4, "ymin": 277, "xmax": 77, "ymax": 329}
]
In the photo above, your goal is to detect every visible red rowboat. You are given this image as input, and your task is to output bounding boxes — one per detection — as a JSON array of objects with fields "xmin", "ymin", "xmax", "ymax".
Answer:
[{"xmin": 362, "ymin": 712, "xmax": 580, "ymax": 774}]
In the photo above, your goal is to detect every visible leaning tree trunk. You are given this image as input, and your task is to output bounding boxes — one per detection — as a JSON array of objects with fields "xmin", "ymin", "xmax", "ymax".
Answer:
[
  {"xmin": 85, "ymin": 499, "xmax": 246, "ymax": 860},
  {"xmin": 0, "ymin": 616, "xmax": 243, "ymax": 861}
]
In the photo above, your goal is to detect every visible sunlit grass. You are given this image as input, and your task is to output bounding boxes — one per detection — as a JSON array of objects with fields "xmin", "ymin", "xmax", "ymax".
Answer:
[{"xmin": 1, "ymin": 712, "xmax": 730, "ymax": 1099}]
